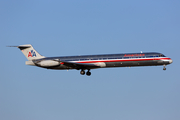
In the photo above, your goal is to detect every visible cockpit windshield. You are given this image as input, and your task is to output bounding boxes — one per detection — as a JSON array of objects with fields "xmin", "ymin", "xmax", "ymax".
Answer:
[{"xmin": 159, "ymin": 54, "xmax": 166, "ymax": 57}]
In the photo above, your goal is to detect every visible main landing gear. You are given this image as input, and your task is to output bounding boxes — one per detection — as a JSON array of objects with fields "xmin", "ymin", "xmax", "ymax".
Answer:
[
  {"xmin": 163, "ymin": 65, "xmax": 166, "ymax": 70},
  {"xmin": 80, "ymin": 69, "xmax": 91, "ymax": 76}
]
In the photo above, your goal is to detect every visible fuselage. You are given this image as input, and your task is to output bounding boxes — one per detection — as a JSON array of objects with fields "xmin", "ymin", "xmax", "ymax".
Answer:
[{"xmin": 29, "ymin": 52, "xmax": 173, "ymax": 70}]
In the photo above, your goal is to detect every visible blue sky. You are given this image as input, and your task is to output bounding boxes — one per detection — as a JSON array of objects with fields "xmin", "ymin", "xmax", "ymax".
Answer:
[{"xmin": 0, "ymin": 0, "xmax": 180, "ymax": 120}]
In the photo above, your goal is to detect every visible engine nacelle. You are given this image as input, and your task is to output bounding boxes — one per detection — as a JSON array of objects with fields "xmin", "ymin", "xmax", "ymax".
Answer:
[{"xmin": 36, "ymin": 60, "xmax": 60, "ymax": 67}]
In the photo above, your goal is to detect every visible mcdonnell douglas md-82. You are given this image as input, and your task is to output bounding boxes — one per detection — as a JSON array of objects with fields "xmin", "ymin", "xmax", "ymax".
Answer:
[{"xmin": 9, "ymin": 44, "xmax": 173, "ymax": 76}]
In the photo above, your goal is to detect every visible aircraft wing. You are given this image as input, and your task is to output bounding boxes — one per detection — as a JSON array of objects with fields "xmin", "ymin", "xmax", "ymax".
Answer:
[{"xmin": 60, "ymin": 61, "xmax": 100, "ymax": 69}]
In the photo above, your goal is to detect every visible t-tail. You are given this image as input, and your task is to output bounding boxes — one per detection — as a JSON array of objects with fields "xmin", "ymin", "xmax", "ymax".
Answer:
[{"xmin": 8, "ymin": 44, "xmax": 45, "ymax": 61}]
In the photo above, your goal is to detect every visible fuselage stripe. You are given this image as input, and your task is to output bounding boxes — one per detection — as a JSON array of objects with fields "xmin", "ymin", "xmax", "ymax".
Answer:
[{"xmin": 75, "ymin": 57, "xmax": 171, "ymax": 63}]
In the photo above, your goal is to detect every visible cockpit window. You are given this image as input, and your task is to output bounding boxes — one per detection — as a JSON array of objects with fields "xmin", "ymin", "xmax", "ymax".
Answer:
[{"xmin": 159, "ymin": 54, "xmax": 165, "ymax": 57}]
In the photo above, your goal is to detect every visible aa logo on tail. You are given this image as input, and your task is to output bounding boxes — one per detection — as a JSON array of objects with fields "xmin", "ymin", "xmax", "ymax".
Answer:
[{"xmin": 28, "ymin": 50, "xmax": 36, "ymax": 57}]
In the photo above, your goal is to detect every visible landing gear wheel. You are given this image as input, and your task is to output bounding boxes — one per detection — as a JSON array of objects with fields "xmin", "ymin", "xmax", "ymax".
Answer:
[
  {"xmin": 86, "ymin": 71, "xmax": 91, "ymax": 76},
  {"xmin": 163, "ymin": 65, "xmax": 166, "ymax": 70},
  {"xmin": 80, "ymin": 70, "xmax": 85, "ymax": 75},
  {"xmin": 86, "ymin": 69, "xmax": 91, "ymax": 76}
]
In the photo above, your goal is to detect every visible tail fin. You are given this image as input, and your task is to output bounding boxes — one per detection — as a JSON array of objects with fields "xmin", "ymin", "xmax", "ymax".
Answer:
[{"xmin": 9, "ymin": 44, "xmax": 45, "ymax": 60}]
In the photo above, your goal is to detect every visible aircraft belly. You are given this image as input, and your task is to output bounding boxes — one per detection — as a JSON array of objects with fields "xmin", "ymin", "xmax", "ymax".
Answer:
[
  {"xmin": 105, "ymin": 60, "xmax": 165, "ymax": 67},
  {"xmin": 57, "ymin": 64, "xmax": 72, "ymax": 69}
]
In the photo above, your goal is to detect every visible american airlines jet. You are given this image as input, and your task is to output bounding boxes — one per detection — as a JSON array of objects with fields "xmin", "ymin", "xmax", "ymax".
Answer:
[{"xmin": 9, "ymin": 44, "xmax": 173, "ymax": 76}]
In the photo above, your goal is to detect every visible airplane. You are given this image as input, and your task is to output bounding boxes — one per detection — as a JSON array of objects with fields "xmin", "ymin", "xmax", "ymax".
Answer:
[{"xmin": 9, "ymin": 44, "xmax": 173, "ymax": 76}]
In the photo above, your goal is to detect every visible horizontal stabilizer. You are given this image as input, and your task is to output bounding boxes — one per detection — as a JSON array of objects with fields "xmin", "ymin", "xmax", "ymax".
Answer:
[{"xmin": 7, "ymin": 45, "xmax": 31, "ymax": 50}]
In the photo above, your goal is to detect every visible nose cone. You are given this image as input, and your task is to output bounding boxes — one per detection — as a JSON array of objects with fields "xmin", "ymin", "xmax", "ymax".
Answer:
[{"xmin": 169, "ymin": 59, "xmax": 173, "ymax": 64}]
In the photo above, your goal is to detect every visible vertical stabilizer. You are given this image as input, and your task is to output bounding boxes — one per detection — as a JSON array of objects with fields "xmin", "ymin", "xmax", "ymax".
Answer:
[{"xmin": 17, "ymin": 44, "xmax": 45, "ymax": 60}]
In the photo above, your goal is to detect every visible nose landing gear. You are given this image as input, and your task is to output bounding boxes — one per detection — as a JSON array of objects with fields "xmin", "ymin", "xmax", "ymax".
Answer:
[{"xmin": 163, "ymin": 65, "xmax": 166, "ymax": 70}]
